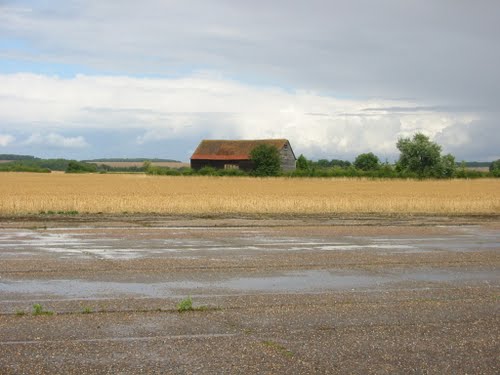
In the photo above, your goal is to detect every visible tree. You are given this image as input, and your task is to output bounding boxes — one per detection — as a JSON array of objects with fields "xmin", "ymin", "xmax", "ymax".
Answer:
[
  {"xmin": 316, "ymin": 159, "xmax": 330, "ymax": 168},
  {"xmin": 250, "ymin": 144, "xmax": 281, "ymax": 176},
  {"xmin": 65, "ymin": 161, "xmax": 97, "ymax": 173},
  {"xmin": 296, "ymin": 154, "xmax": 309, "ymax": 170},
  {"xmin": 490, "ymin": 159, "xmax": 500, "ymax": 177},
  {"xmin": 439, "ymin": 154, "xmax": 457, "ymax": 178},
  {"xmin": 330, "ymin": 159, "xmax": 351, "ymax": 168},
  {"xmin": 142, "ymin": 160, "xmax": 152, "ymax": 172},
  {"xmin": 354, "ymin": 152, "xmax": 380, "ymax": 171},
  {"xmin": 396, "ymin": 133, "xmax": 458, "ymax": 178},
  {"xmin": 396, "ymin": 133, "xmax": 443, "ymax": 177}
]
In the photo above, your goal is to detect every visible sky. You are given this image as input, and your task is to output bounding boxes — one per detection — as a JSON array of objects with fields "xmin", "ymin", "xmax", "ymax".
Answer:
[{"xmin": 0, "ymin": 0, "xmax": 499, "ymax": 162}]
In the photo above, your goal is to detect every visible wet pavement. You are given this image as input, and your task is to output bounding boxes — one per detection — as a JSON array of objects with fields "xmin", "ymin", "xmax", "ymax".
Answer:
[{"xmin": 0, "ymin": 216, "xmax": 499, "ymax": 374}]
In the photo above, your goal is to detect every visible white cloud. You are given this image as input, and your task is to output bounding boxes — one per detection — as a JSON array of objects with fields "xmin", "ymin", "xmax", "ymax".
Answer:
[
  {"xmin": 0, "ymin": 134, "xmax": 15, "ymax": 147},
  {"xmin": 24, "ymin": 132, "xmax": 88, "ymax": 148},
  {"xmin": 0, "ymin": 72, "xmax": 479, "ymax": 159}
]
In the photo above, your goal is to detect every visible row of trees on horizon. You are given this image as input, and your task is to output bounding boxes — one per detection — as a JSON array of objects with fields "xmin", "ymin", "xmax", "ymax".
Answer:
[{"xmin": 1, "ymin": 133, "xmax": 499, "ymax": 178}]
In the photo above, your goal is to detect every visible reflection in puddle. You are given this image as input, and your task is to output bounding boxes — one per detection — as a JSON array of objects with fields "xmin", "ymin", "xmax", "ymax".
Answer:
[
  {"xmin": 0, "ymin": 269, "xmax": 497, "ymax": 299},
  {"xmin": 0, "ymin": 225, "xmax": 498, "ymax": 260}
]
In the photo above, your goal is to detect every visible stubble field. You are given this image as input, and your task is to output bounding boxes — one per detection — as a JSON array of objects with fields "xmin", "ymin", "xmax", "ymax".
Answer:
[{"xmin": 0, "ymin": 172, "xmax": 498, "ymax": 215}]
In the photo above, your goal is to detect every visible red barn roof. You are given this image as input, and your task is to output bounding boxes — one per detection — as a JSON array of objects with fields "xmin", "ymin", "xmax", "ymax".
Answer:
[{"xmin": 191, "ymin": 139, "xmax": 292, "ymax": 161}]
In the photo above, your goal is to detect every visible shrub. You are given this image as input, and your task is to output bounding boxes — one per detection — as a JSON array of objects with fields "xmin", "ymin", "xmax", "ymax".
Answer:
[
  {"xmin": 198, "ymin": 166, "xmax": 218, "ymax": 176},
  {"xmin": 354, "ymin": 152, "xmax": 380, "ymax": 171},
  {"xmin": 179, "ymin": 167, "xmax": 195, "ymax": 176},
  {"xmin": 177, "ymin": 296, "xmax": 193, "ymax": 312},
  {"xmin": 490, "ymin": 159, "xmax": 500, "ymax": 177},
  {"xmin": 250, "ymin": 144, "xmax": 281, "ymax": 176},
  {"xmin": 32, "ymin": 303, "xmax": 54, "ymax": 316},
  {"xmin": 216, "ymin": 168, "xmax": 247, "ymax": 176},
  {"xmin": 296, "ymin": 154, "xmax": 309, "ymax": 170},
  {"xmin": 66, "ymin": 161, "xmax": 97, "ymax": 174}
]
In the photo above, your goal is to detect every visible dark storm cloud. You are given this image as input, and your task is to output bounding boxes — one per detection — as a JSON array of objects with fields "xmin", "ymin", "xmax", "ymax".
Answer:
[
  {"xmin": 435, "ymin": 116, "xmax": 500, "ymax": 161},
  {"xmin": 2, "ymin": 0, "xmax": 499, "ymax": 105}
]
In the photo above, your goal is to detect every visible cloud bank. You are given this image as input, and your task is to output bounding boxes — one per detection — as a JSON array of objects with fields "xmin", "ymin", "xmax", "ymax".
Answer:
[
  {"xmin": 0, "ymin": 72, "xmax": 485, "ymax": 160},
  {"xmin": 23, "ymin": 132, "xmax": 88, "ymax": 149},
  {"xmin": 0, "ymin": 1, "xmax": 498, "ymax": 160},
  {"xmin": 0, "ymin": 134, "xmax": 15, "ymax": 147}
]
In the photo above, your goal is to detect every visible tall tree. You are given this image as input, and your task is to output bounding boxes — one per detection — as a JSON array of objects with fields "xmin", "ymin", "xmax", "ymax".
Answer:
[
  {"xmin": 296, "ymin": 154, "xmax": 309, "ymax": 170},
  {"xmin": 396, "ymin": 133, "xmax": 445, "ymax": 177}
]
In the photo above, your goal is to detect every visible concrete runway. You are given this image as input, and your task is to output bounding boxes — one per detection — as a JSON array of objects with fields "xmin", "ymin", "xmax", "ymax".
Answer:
[{"xmin": 0, "ymin": 215, "xmax": 498, "ymax": 374}]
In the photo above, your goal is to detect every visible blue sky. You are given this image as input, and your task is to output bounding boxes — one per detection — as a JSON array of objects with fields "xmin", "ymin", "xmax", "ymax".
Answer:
[{"xmin": 0, "ymin": 0, "xmax": 499, "ymax": 161}]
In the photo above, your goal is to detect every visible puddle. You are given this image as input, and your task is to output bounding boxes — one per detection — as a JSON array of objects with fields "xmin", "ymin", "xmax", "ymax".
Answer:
[
  {"xmin": 0, "ymin": 225, "xmax": 498, "ymax": 260},
  {"xmin": 1, "ymin": 269, "xmax": 497, "ymax": 300},
  {"xmin": 218, "ymin": 270, "xmax": 387, "ymax": 291}
]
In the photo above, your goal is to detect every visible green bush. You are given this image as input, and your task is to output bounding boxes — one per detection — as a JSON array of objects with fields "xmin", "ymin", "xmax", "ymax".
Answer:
[
  {"xmin": 0, "ymin": 162, "xmax": 51, "ymax": 173},
  {"xmin": 177, "ymin": 296, "xmax": 193, "ymax": 312},
  {"xmin": 198, "ymin": 166, "xmax": 218, "ymax": 176},
  {"xmin": 354, "ymin": 152, "xmax": 380, "ymax": 171},
  {"xmin": 296, "ymin": 154, "xmax": 309, "ymax": 171},
  {"xmin": 250, "ymin": 144, "xmax": 281, "ymax": 176},
  {"xmin": 65, "ymin": 161, "xmax": 97, "ymax": 173},
  {"xmin": 179, "ymin": 167, "xmax": 195, "ymax": 176},
  {"xmin": 216, "ymin": 168, "xmax": 247, "ymax": 176},
  {"xmin": 490, "ymin": 159, "xmax": 500, "ymax": 177},
  {"xmin": 32, "ymin": 303, "xmax": 54, "ymax": 316}
]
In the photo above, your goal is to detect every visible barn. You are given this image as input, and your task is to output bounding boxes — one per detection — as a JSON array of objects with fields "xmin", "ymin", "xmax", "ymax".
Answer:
[{"xmin": 190, "ymin": 139, "xmax": 296, "ymax": 172}]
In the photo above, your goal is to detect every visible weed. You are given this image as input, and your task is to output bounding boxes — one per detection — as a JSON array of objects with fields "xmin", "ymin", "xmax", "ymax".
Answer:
[
  {"xmin": 177, "ymin": 296, "xmax": 193, "ymax": 312},
  {"xmin": 81, "ymin": 306, "xmax": 93, "ymax": 314},
  {"xmin": 40, "ymin": 210, "xmax": 78, "ymax": 215},
  {"xmin": 57, "ymin": 210, "xmax": 79, "ymax": 215},
  {"xmin": 262, "ymin": 340, "xmax": 294, "ymax": 357},
  {"xmin": 32, "ymin": 303, "xmax": 54, "ymax": 316},
  {"xmin": 15, "ymin": 310, "xmax": 26, "ymax": 316}
]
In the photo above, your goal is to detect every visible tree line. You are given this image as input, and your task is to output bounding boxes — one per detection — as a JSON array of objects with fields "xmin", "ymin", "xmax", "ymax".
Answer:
[
  {"xmin": 254, "ymin": 133, "xmax": 500, "ymax": 178},
  {"xmin": 1, "ymin": 133, "xmax": 499, "ymax": 178}
]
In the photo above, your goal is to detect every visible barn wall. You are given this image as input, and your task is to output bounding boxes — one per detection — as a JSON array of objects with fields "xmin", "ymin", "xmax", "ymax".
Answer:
[
  {"xmin": 191, "ymin": 159, "xmax": 254, "ymax": 171},
  {"xmin": 279, "ymin": 141, "xmax": 296, "ymax": 171}
]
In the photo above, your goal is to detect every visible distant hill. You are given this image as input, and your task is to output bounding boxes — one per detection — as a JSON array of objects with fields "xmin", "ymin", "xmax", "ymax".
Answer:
[
  {"xmin": 0, "ymin": 154, "xmax": 187, "ymax": 172},
  {"xmin": 462, "ymin": 162, "xmax": 492, "ymax": 168},
  {"xmin": 0, "ymin": 154, "xmax": 38, "ymax": 161},
  {"xmin": 83, "ymin": 158, "xmax": 181, "ymax": 163}
]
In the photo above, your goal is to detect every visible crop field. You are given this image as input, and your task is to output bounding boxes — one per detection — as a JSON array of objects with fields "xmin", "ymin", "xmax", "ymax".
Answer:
[
  {"xmin": 0, "ymin": 173, "xmax": 498, "ymax": 215},
  {"xmin": 90, "ymin": 161, "xmax": 190, "ymax": 168}
]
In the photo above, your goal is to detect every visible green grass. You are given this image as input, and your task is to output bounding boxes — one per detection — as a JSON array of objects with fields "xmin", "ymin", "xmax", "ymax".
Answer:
[
  {"xmin": 262, "ymin": 340, "xmax": 294, "ymax": 358},
  {"xmin": 39, "ymin": 210, "xmax": 79, "ymax": 215},
  {"xmin": 81, "ymin": 306, "xmax": 93, "ymax": 314},
  {"xmin": 177, "ymin": 296, "xmax": 193, "ymax": 312},
  {"xmin": 32, "ymin": 303, "xmax": 54, "ymax": 316},
  {"xmin": 15, "ymin": 310, "xmax": 26, "ymax": 316},
  {"xmin": 175, "ymin": 297, "xmax": 215, "ymax": 313}
]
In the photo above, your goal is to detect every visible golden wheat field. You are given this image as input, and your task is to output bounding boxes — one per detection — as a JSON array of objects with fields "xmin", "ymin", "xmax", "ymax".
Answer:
[{"xmin": 0, "ymin": 173, "xmax": 498, "ymax": 215}]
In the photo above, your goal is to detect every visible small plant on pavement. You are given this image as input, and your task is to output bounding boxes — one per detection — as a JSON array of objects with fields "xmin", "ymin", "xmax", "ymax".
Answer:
[
  {"xmin": 32, "ymin": 303, "xmax": 54, "ymax": 316},
  {"xmin": 177, "ymin": 296, "xmax": 193, "ymax": 312}
]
